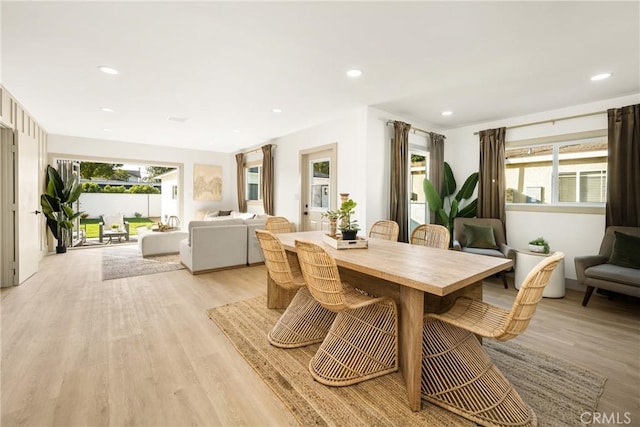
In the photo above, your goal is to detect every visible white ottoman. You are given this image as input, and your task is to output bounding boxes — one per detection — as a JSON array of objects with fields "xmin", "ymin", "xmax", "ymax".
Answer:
[{"xmin": 139, "ymin": 230, "xmax": 189, "ymax": 257}]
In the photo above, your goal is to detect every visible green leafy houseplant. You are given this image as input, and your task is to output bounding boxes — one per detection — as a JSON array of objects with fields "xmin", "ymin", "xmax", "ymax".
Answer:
[
  {"xmin": 423, "ymin": 162, "xmax": 479, "ymax": 237},
  {"xmin": 337, "ymin": 199, "xmax": 361, "ymax": 240},
  {"xmin": 40, "ymin": 165, "xmax": 84, "ymax": 253},
  {"xmin": 528, "ymin": 237, "xmax": 550, "ymax": 254}
]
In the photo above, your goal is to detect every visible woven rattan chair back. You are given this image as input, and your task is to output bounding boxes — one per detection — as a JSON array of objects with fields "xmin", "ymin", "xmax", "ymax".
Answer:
[
  {"xmin": 499, "ymin": 251, "xmax": 564, "ymax": 340},
  {"xmin": 294, "ymin": 240, "xmax": 350, "ymax": 312},
  {"xmin": 368, "ymin": 220, "xmax": 400, "ymax": 241},
  {"xmin": 410, "ymin": 224, "xmax": 450, "ymax": 249},
  {"xmin": 255, "ymin": 230, "xmax": 300, "ymax": 290},
  {"xmin": 265, "ymin": 216, "xmax": 294, "ymax": 234}
]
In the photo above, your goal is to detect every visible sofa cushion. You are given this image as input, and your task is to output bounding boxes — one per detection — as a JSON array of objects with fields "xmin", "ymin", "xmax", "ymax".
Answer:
[
  {"xmin": 464, "ymin": 224, "xmax": 498, "ymax": 249},
  {"xmin": 585, "ymin": 263, "xmax": 640, "ymax": 287},
  {"xmin": 608, "ymin": 231, "xmax": 640, "ymax": 269},
  {"xmin": 461, "ymin": 247, "xmax": 505, "ymax": 258},
  {"xmin": 203, "ymin": 210, "xmax": 219, "ymax": 220},
  {"xmin": 218, "ymin": 210, "xmax": 232, "ymax": 216}
]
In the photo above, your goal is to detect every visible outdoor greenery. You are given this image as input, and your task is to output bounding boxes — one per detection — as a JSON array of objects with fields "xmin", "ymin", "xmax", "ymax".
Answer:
[
  {"xmin": 145, "ymin": 166, "xmax": 175, "ymax": 180},
  {"xmin": 80, "ymin": 162, "xmax": 127, "ymax": 180},
  {"xmin": 81, "ymin": 182, "xmax": 160, "ymax": 194},
  {"xmin": 80, "ymin": 217, "xmax": 156, "ymax": 239}
]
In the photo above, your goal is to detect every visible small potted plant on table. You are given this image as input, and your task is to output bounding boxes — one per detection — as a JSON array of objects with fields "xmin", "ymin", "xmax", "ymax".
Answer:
[
  {"xmin": 321, "ymin": 209, "xmax": 340, "ymax": 237},
  {"xmin": 528, "ymin": 237, "xmax": 550, "ymax": 254},
  {"xmin": 337, "ymin": 198, "xmax": 360, "ymax": 240}
]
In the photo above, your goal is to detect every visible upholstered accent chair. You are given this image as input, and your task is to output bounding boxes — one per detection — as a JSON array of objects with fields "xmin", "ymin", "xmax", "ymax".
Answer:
[
  {"xmin": 452, "ymin": 217, "xmax": 515, "ymax": 288},
  {"xmin": 575, "ymin": 226, "xmax": 640, "ymax": 307}
]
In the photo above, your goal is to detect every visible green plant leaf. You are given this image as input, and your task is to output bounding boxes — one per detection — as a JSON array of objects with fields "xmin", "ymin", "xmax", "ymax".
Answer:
[
  {"xmin": 46, "ymin": 166, "xmax": 64, "ymax": 198},
  {"xmin": 450, "ymin": 199, "xmax": 459, "ymax": 220},
  {"xmin": 441, "ymin": 162, "xmax": 457, "ymax": 198},
  {"xmin": 455, "ymin": 172, "xmax": 479, "ymax": 202},
  {"xmin": 458, "ymin": 199, "xmax": 478, "ymax": 217},
  {"xmin": 436, "ymin": 208, "xmax": 448, "ymax": 226},
  {"xmin": 423, "ymin": 178, "xmax": 443, "ymax": 212}
]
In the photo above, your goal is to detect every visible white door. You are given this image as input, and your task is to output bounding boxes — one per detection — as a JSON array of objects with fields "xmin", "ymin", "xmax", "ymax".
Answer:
[
  {"xmin": 16, "ymin": 132, "xmax": 41, "ymax": 284},
  {"xmin": 301, "ymin": 146, "xmax": 337, "ymax": 231}
]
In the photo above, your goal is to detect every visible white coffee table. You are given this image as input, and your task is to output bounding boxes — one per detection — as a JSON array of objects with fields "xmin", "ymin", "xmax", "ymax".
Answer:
[{"xmin": 515, "ymin": 249, "xmax": 565, "ymax": 298}]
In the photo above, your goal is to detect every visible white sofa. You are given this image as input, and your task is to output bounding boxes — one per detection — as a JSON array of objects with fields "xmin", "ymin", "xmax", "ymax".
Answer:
[{"xmin": 179, "ymin": 216, "xmax": 267, "ymax": 274}]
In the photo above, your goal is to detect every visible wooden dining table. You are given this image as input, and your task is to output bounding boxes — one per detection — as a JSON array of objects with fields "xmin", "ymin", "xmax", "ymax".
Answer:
[{"xmin": 269, "ymin": 231, "xmax": 513, "ymax": 412}]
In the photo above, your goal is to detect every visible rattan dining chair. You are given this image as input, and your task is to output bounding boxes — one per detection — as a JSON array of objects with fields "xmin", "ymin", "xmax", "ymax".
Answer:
[
  {"xmin": 410, "ymin": 224, "xmax": 450, "ymax": 249},
  {"xmin": 294, "ymin": 239, "xmax": 398, "ymax": 386},
  {"xmin": 265, "ymin": 216, "xmax": 294, "ymax": 234},
  {"xmin": 255, "ymin": 230, "xmax": 335, "ymax": 348},
  {"xmin": 421, "ymin": 252, "xmax": 564, "ymax": 427},
  {"xmin": 368, "ymin": 220, "xmax": 400, "ymax": 241}
]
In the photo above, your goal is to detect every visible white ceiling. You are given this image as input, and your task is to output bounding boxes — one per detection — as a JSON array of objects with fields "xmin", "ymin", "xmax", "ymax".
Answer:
[{"xmin": 2, "ymin": 1, "xmax": 639, "ymax": 153}]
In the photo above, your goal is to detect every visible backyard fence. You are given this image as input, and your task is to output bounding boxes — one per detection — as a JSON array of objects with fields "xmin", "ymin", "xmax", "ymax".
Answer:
[{"xmin": 79, "ymin": 193, "xmax": 162, "ymax": 218}]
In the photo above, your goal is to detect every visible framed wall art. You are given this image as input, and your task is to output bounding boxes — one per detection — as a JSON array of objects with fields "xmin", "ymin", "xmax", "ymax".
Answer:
[{"xmin": 193, "ymin": 164, "xmax": 222, "ymax": 201}]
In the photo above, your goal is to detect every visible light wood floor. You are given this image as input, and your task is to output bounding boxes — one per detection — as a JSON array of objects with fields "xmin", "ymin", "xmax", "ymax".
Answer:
[{"xmin": 2, "ymin": 246, "xmax": 639, "ymax": 426}]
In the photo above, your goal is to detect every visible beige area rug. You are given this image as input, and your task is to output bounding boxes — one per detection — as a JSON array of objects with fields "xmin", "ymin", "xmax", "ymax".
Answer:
[
  {"xmin": 101, "ymin": 245, "xmax": 185, "ymax": 280},
  {"xmin": 208, "ymin": 296, "xmax": 606, "ymax": 427}
]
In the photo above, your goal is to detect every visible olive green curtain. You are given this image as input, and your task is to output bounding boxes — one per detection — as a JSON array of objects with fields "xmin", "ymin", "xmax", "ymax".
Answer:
[
  {"xmin": 478, "ymin": 127, "xmax": 506, "ymax": 229},
  {"xmin": 428, "ymin": 132, "xmax": 445, "ymax": 224},
  {"xmin": 235, "ymin": 153, "xmax": 247, "ymax": 213},
  {"xmin": 390, "ymin": 121, "xmax": 411, "ymax": 242},
  {"xmin": 261, "ymin": 144, "xmax": 274, "ymax": 215},
  {"xmin": 607, "ymin": 104, "xmax": 640, "ymax": 227}
]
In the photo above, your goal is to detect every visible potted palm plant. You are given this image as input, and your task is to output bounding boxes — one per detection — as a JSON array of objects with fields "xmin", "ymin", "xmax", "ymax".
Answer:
[{"xmin": 40, "ymin": 165, "xmax": 84, "ymax": 253}]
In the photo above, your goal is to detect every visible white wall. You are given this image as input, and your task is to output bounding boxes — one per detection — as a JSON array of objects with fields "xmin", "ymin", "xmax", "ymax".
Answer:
[
  {"xmin": 270, "ymin": 108, "xmax": 369, "ymax": 230},
  {"xmin": 444, "ymin": 93, "xmax": 640, "ymax": 281},
  {"xmin": 79, "ymin": 193, "xmax": 161, "ymax": 218},
  {"xmin": 47, "ymin": 134, "xmax": 236, "ymax": 225},
  {"xmin": 160, "ymin": 170, "xmax": 178, "ymax": 220}
]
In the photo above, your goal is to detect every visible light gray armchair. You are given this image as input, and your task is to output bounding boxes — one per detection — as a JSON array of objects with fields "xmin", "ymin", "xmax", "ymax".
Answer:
[
  {"xmin": 452, "ymin": 217, "xmax": 515, "ymax": 289},
  {"xmin": 575, "ymin": 226, "xmax": 640, "ymax": 307}
]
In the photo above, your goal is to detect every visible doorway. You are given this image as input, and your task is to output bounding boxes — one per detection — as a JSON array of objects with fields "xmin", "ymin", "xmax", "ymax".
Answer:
[
  {"xmin": 300, "ymin": 144, "xmax": 337, "ymax": 231},
  {"xmin": 0, "ymin": 127, "xmax": 15, "ymax": 286}
]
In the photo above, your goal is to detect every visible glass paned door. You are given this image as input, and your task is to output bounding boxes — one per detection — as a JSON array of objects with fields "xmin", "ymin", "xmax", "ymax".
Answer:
[{"xmin": 409, "ymin": 149, "xmax": 429, "ymax": 236}]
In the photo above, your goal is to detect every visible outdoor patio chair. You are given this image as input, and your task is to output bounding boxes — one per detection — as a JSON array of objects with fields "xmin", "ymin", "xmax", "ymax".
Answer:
[
  {"xmin": 256, "ymin": 230, "xmax": 335, "ymax": 348},
  {"xmin": 421, "ymin": 252, "xmax": 564, "ymax": 427},
  {"xmin": 295, "ymin": 239, "xmax": 398, "ymax": 386},
  {"xmin": 99, "ymin": 214, "xmax": 130, "ymax": 242},
  {"xmin": 368, "ymin": 220, "xmax": 399, "ymax": 241}
]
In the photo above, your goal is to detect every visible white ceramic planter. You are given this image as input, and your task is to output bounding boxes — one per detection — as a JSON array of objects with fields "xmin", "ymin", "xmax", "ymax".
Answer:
[{"xmin": 529, "ymin": 244, "xmax": 546, "ymax": 253}]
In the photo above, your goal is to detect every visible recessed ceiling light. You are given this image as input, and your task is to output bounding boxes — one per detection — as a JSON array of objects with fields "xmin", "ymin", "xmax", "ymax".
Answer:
[
  {"xmin": 167, "ymin": 116, "xmax": 188, "ymax": 122},
  {"xmin": 98, "ymin": 66, "xmax": 119, "ymax": 75},
  {"xmin": 272, "ymin": 108, "xmax": 283, "ymax": 113},
  {"xmin": 346, "ymin": 69, "xmax": 362, "ymax": 78},
  {"xmin": 103, "ymin": 128, "xmax": 112, "ymax": 132},
  {"xmin": 233, "ymin": 129, "xmax": 240, "ymax": 133},
  {"xmin": 100, "ymin": 107, "xmax": 114, "ymax": 112},
  {"xmin": 590, "ymin": 73, "xmax": 612, "ymax": 81},
  {"xmin": 441, "ymin": 111, "xmax": 453, "ymax": 116}
]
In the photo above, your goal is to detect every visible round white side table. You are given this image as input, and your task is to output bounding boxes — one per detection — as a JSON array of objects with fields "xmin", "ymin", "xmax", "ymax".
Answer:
[{"xmin": 515, "ymin": 249, "xmax": 565, "ymax": 298}]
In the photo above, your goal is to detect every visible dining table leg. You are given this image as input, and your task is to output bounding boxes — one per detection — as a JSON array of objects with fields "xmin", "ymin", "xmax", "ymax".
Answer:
[{"xmin": 399, "ymin": 286, "xmax": 425, "ymax": 411}]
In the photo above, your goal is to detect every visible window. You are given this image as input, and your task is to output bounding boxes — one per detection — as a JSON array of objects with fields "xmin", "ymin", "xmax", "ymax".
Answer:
[
  {"xmin": 171, "ymin": 185, "xmax": 178, "ymax": 200},
  {"xmin": 505, "ymin": 136, "xmax": 607, "ymax": 206},
  {"xmin": 245, "ymin": 165, "xmax": 262, "ymax": 201},
  {"xmin": 309, "ymin": 160, "xmax": 330, "ymax": 209}
]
